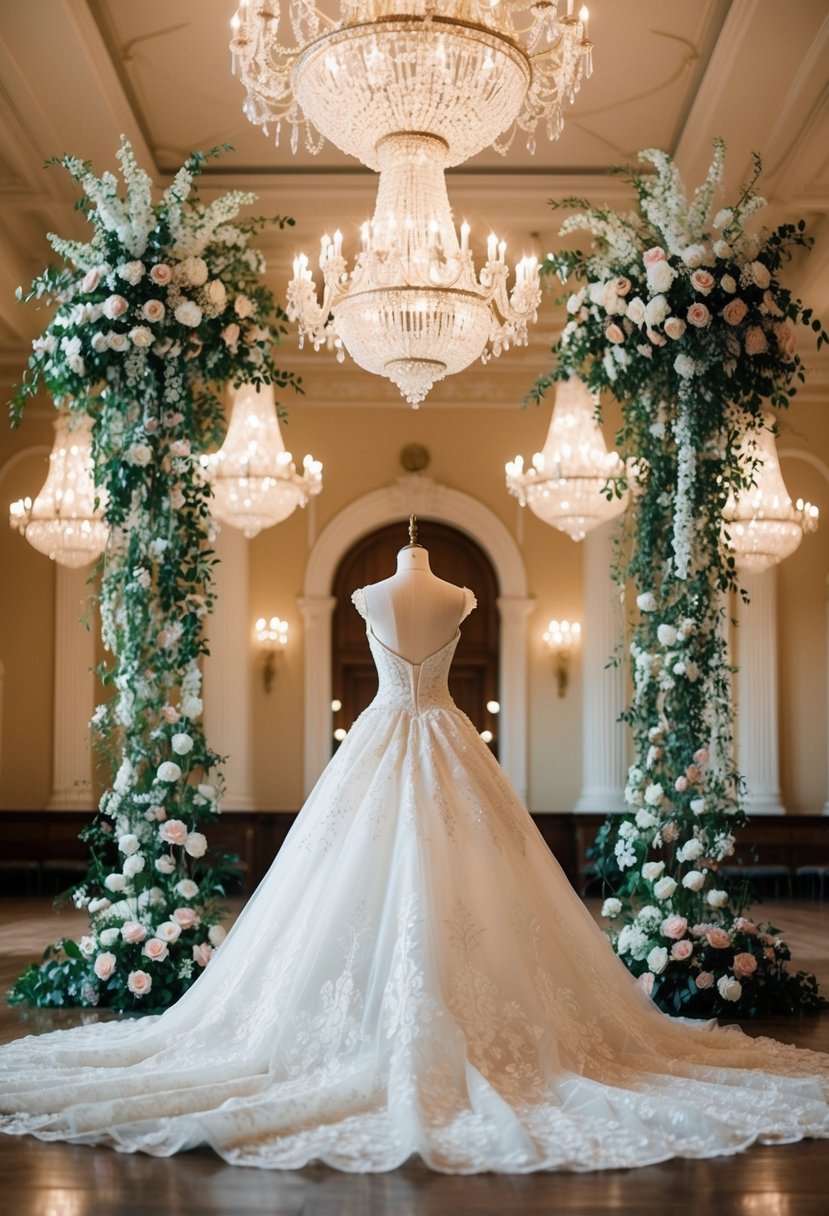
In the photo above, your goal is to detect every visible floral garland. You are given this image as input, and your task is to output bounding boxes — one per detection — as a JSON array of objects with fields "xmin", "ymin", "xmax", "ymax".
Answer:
[
  {"xmin": 8, "ymin": 140, "xmax": 300, "ymax": 1011},
  {"xmin": 531, "ymin": 141, "xmax": 826, "ymax": 1017}
]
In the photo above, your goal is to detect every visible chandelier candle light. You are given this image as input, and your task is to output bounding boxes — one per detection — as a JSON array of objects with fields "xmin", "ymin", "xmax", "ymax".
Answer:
[
  {"xmin": 506, "ymin": 376, "xmax": 627, "ymax": 540},
  {"xmin": 724, "ymin": 415, "xmax": 818, "ymax": 572},
  {"xmin": 231, "ymin": 0, "xmax": 593, "ymax": 406},
  {"xmin": 205, "ymin": 383, "xmax": 322, "ymax": 538},
  {"xmin": 9, "ymin": 410, "xmax": 107, "ymax": 567}
]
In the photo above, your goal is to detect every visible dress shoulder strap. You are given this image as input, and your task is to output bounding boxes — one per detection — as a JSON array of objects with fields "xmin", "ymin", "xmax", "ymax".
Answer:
[
  {"xmin": 351, "ymin": 587, "xmax": 368, "ymax": 621},
  {"xmin": 460, "ymin": 587, "xmax": 477, "ymax": 623}
]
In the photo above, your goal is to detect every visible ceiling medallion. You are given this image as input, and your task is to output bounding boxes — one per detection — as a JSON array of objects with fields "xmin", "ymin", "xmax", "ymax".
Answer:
[{"xmin": 231, "ymin": 1, "xmax": 593, "ymax": 406}]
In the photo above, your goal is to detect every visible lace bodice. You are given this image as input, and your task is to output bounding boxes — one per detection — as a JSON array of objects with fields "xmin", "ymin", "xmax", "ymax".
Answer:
[{"xmin": 352, "ymin": 585, "xmax": 476, "ymax": 715}]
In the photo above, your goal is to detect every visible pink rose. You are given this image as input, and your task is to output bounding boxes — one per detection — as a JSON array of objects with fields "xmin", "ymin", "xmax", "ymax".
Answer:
[
  {"xmin": 127, "ymin": 969, "xmax": 153, "ymax": 997},
  {"xmin": 706, "ymin": 928, "xmax": 732, "ymax": 949},
  {"xmin": 170, "ymin": 488, "xmax": 185, "ymax": 510},
  {"xmin": 121, "ymin": 921, "xmax": 147, "ymax": 944},
  {"xmin": 143, "ymin": 938, "xmax": 169, "ymax": 962},
  {"xmin": 193, "ymin": 943, "xmax": 213, "ymax": 968},
  {"xmin": 693, "ymin": 747, "xmax": 709, "ymax": 765},
  {"xmin": 93, "ymin": 952, "xmax": 116, "ymax": 980},
  {"xmin": 722, "ymin": 298, "xmax": 748, "ymax": 326},
  {"xmin": 142, "ymin": 299, "xmax": 166, "ymax": 324},
  {"xmin": 686, "ymin": 302, "xmax": 711, "ymax": 328},
  {"xmin": 82, "ymin": 268, "xmax": 101, "ymax": 293},
  {"xmin": 159, "ymin": 818, "xmax": 188, "ymax": 846},
  {"xmin": 160, "ymin": 705, "xmax": 180, "ymax": 724},
  {"xmin": 221, "ymin": 322, "xmax": 240, "ymax": 347},
  {"xmin": 690, "ymin": 269, "xmax": 715, "ymax": 296},
  {"xmin": 170, "ymin": 439, "xmax": 191, "ymax": 457},
  {"xmin": 663, "ymin": 316, "xmax": 686, "ymax": 341},
  {"xmin": 685, "ymin": 764, "xmax": 701, "ymax": 783},
  {"xmin": 104, "ymin": 294, "xmax": 129, "ymax": 320},
  {"xmin": 671, "ymin": 939, "xmax": 694, "ymax": 961},
  {"xmin": 732, "ymin": 952, "xmax": 758, "ymax": 977},
  {"xmin": 695, "ymin": 971, "xmax": 714, "ymax": 990},
  {"xmin": 173, "ymin": 907, "xmax": 199, "ymax": 930},
  {"xmin": 775, "ymin": 322, "xmax": 796, "ymax": 361},
  {"xmin": 636, "ymin": 972, "xmax": 654, "ymax": 997},
  {"xmin": 661, "ymin": 821, "xmax": 679, "ymax": 843},
  {"xmin": 734, "ymin": 917, "xmax": 758, "ymax": 936},
  {"xmin": 605, "ymin": 322, "xmax": 625, "ymax": 344},
  {"xmin": 613, "ymin": 276, "xmax": 631, "ymax": 296},
  {"xmin": 745, "ymin": 325, "xmax": 768, "ymax": 355},
  {"xmin": 675, "ymin": 776, "xmax": 689, "ymax": 793},
  {"xmin": 662, "ymin": 915, "xmax": 688, "ymax": 941},
  {"xmin": 643, "ymin": 246, "xmax": 667, "ymax": 266},
  {"xmin": 646, "ymin": 327, "xmax": 666, "ymax": 347},
  {"xmin": 150, "ymin": 263, "xmax": 172, "ymax": 285}
]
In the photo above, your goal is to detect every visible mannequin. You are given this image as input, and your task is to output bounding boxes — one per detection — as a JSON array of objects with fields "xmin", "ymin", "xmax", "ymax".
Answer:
[{"xmin": 362, "ymin": 516, "xmax": 467, "ymax": 665}]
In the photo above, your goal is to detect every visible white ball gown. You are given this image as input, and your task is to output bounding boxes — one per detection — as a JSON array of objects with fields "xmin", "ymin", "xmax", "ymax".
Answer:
[{"xmin": 0, "ymin": 587, "xmax": 827, "ymax": 1173}]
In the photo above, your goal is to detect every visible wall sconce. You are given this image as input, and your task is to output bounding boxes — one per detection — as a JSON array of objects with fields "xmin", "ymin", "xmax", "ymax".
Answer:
[
  {"xmin": 255, "ymin": 616, "xmax": 288, "ymax": 693},
  {"xmin": 543, "ymin": 619, "xmax": 581, "ymax": 698}
]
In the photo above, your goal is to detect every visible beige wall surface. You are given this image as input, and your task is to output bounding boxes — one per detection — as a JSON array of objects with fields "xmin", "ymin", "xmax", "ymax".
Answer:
[{"xmin": 1, "ymin": 377, "xmax": 827, "ymax": 815}]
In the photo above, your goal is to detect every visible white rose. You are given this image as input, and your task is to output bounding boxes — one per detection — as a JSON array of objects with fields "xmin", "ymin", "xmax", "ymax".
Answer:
[
  {"xmin": 155, "ymin": 920, "xmax": 182, "ymax": 943},
  {"xmin": 123, "ymin": 854, "xmax": 145, "ymax": 879},
  {"xmin": 750, "ymin": 260, "xmax": 771, "ymax": 289},
  {"xmin": 706, "ymin": 888, "xmax": 729, "ymax": 908},
  {"xmin": 234, "ymin": 294, "xmax": 255, "ymax": 319},
  {"xmin": 171, "ymin": 732, "xmax": 194, "ymax": 756},
  {"xmin": 181, "ymin": 256, "xmax": 209, "ymax": 286},
  {"xmin": 91, "ymin": 331, "xmax": 110, "ymax": 353},
  {"xmin": 157, "ymin": 761, "xmax": 182, "ymax": 782},
  {"xmin": 717, "ymin": 975, "xmax": 742, "ymax": 1002},
  {"xmin": 690, "ymin": 798, "xmax": 706, "ymax": 816},
  {"xmin": 129, "ymin": 325, "xmax": 154, "ymax": 348},
  {"xmin": 647, "ymin": 946, "xmax": 669, "ymax": 974},
  {"xmin": 642, "ymin": 861, "xmax": 665, "ymax": 881},
  {"xmin": 126, "ymin": 443, "xmax": 152, "ymax": 467},
  {"xmin": 644, "ymin": 294, "xmax": 669, "ymax": 328},
  {"xmin": 104, "ymin": 873, "xmax": 127, "ymax": 892},
  {"xmin": 155, "ymin": 854, "xmax": 177, "ymax": 875},
  {"xmin": 625, "ymin": 296, "xmax": 645, "ymax": 326},
  {"xmin": 653, "ymin": 876, "xmax": 678, "ymax": 900},
  {"xmin": 646, "ymin": 260, "xmax": 676, "ymax": 294},
  {"xmin": 175, "ymin": 878, "xmax": 200, "ymax": 899},
  {"xmin": 636, "ymin": 592, "xmax": 657, "ymax": 613},
  {"xmin": 99, "ymin": 927, "xmax": 120, "ymax": 947},
  {"xmin": 108, "ymin": 332, "xmax": 129, "ymax": 353},
  {"xmin": 644, "ymin": 783, "xmax": 663, "ymax": 806},
  {"xmin": 208, "ymin": 924, "xmax": 227, "ymax": 947},
  {"xmin": 678, "ymin": 839, "xmax": 704, "ymax": 862},
  {"xmin": 656, "ymin": 624, "xmax": 677, "ymax": 647},
  {"xmin": 118, "ymin": 833, "xmax": 141, "ymax": 856},
  {"xmin": 184, "ymin": 832, "xmax": 208, "ymax": 858},
  {"xmin": 682, "ymin": 870, "xmax": 705, "ymax": 892},
  {"xmin": 142, "ymin": 299, "xmax": 166, "ymax": 323},
  {"xmin": 88, "ymin": 897, "xmax": 111, "ymax": 914},
  {"xmin": 206, "ymin": 279, "xmax": 227, "ymax": 308},
  {"xmin": 175, "ymin": 300, "xmax": 203, "ymax": 328},
  {"xmin": 663, "ymin": 316, "xmax": 686, "ymax": 341},
  {"xmin": 181, "ymin": 696, "xmax": 204, "ymax": 720}
]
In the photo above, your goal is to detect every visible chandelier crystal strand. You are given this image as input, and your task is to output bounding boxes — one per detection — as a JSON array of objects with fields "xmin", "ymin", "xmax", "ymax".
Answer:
[
  {"xmin": 231, "ymin": 2, "xmax": 592, "ymax": 161},
  {"xmin": 9, "ymin": 410, "xmax": 108, "ymax": 567},
  {"xmin": 505, "ymin": 376, "xmax": 627, "ymax": 541},
  {"xmin": 723, "ymin": 414, "xmax": 819, "ymax": 572},
  {"xmin": 288, "ymin": 133, "xmax": 541, "ymax": 406},
  {"xmin": 204, "ymin": 383, "xmax": 322, "ymax": 538}
]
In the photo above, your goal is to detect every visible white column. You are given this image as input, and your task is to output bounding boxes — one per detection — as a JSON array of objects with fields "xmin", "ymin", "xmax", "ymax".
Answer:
[
  {"xmin": 298, "ymin": 595, "xmax": 338, "ymax": 797},
  {"xmin": 46, "ymin": 566, "xmax": 95, "ymax": 809},
  {"xmin": 203, "ymin": 527, "xmax": 255, "ymax": 810},
  {"xmin": 737, "ymin": 568, "xmax": 785, "ymax": 815},
  {"xmin": 823, "ymin": 574, "xmax": 829, "ymax": 816},
  {"xmin": 497, "ymin": 596, "xmax": 535, "ymax": 803},
  {"xmin": 575, "ymin": 520, "xmax": 627, "ymax": 813}
]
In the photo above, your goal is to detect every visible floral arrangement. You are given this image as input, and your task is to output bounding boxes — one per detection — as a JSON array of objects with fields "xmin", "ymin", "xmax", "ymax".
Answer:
[
  {"xmin": 8, "ymin": 139, "xmax": 299, "ymax": 1011},
  {"xmin": 531, "ymin": 141, "xmax": 825, "ymax": 1016}
]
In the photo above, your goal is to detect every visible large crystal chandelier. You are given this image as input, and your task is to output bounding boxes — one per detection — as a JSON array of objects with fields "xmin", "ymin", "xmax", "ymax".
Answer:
[
  {"xmin": 505, "ymin": 376, "xmax": 627, "ymax": 541},
  {"xmin": 204, "ymin": 383, "xmax": 323, "ymax": 539},
  {"xmin": 231, "ymin": 0, "xmax": 593, "ymax": 406},
  {"xmin": 9, "ymin": 410, "xmax": 108, "ymax": 567},
  {"xmin": 723, "ymin": 415, "xmax": 819, "ymax": 572}
]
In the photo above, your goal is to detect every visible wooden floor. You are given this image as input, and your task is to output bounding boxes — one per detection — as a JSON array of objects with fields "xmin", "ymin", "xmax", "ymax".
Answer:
[{"xmin": 1, "ymin": 896, "xmax": 827, "ymax": 1216}]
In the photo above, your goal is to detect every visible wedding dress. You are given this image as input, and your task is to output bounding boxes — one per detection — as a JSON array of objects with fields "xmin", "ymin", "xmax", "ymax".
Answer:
[{"xmin": 1, "ymin": 586, "xmax": 827, "ymax": 1173}]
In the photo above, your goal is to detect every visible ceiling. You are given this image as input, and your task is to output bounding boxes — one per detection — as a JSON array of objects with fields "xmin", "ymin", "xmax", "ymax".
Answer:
[{"xmin": 1, "ymin": 0, "xmax": 828, "ymax": 409}]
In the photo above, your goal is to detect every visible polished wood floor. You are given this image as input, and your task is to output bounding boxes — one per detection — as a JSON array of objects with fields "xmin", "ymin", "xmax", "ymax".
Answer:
[{"xmin": 1, "ymin": 896, "xmax": 827, "ymax": 1216}]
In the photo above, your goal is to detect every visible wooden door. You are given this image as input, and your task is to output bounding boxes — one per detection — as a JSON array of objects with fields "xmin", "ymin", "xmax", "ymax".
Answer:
[{"xmin": 331, "ymin": 521, "xmax": 500, "ymax": 754}]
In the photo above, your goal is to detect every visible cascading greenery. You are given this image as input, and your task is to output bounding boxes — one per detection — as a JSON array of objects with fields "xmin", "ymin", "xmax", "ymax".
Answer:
[
  {"xmin": 530, "ymin": 140, "xmax": 826, "ymax": 1016},
  {"xmin": 8, "ymin": 140, "xmax": 299, "ymax": 1011}
]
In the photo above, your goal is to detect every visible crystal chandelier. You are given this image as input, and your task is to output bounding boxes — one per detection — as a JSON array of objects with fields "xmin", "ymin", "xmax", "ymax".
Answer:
[
  {"xmin": 204, "ymin": 383, "xmax": 323, "ymax": 539},
  {"xmin": 9, "ymin": 410, "xmax": 108, "ymax": 567},
  {"xmin": 505, "ymin": 376, "xmax": 627, "ymax": 541},
  {"xmin": 231, "ymin": 0, "xmax": 593, "ymax": 406},
  {"xmin": 724, "ymin": 415, "xmax": 819, "ymax": 572}
]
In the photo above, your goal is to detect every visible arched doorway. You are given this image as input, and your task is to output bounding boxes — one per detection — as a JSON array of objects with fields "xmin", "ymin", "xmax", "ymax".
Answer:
[{"xmin": 331, "ymin": 521, "xmax": 500, "ymax": 753}]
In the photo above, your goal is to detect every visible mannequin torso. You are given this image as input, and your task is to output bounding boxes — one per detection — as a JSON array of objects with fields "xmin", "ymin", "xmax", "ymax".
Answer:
[{"xmin": 362, "ymin": 545, "xmax": 467, "ymax": 666}]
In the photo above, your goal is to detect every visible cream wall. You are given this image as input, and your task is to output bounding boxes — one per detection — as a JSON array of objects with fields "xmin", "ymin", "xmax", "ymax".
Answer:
[{"xmin": 1, "ymin": 384, "xmax": 827, "ymax": 815}]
